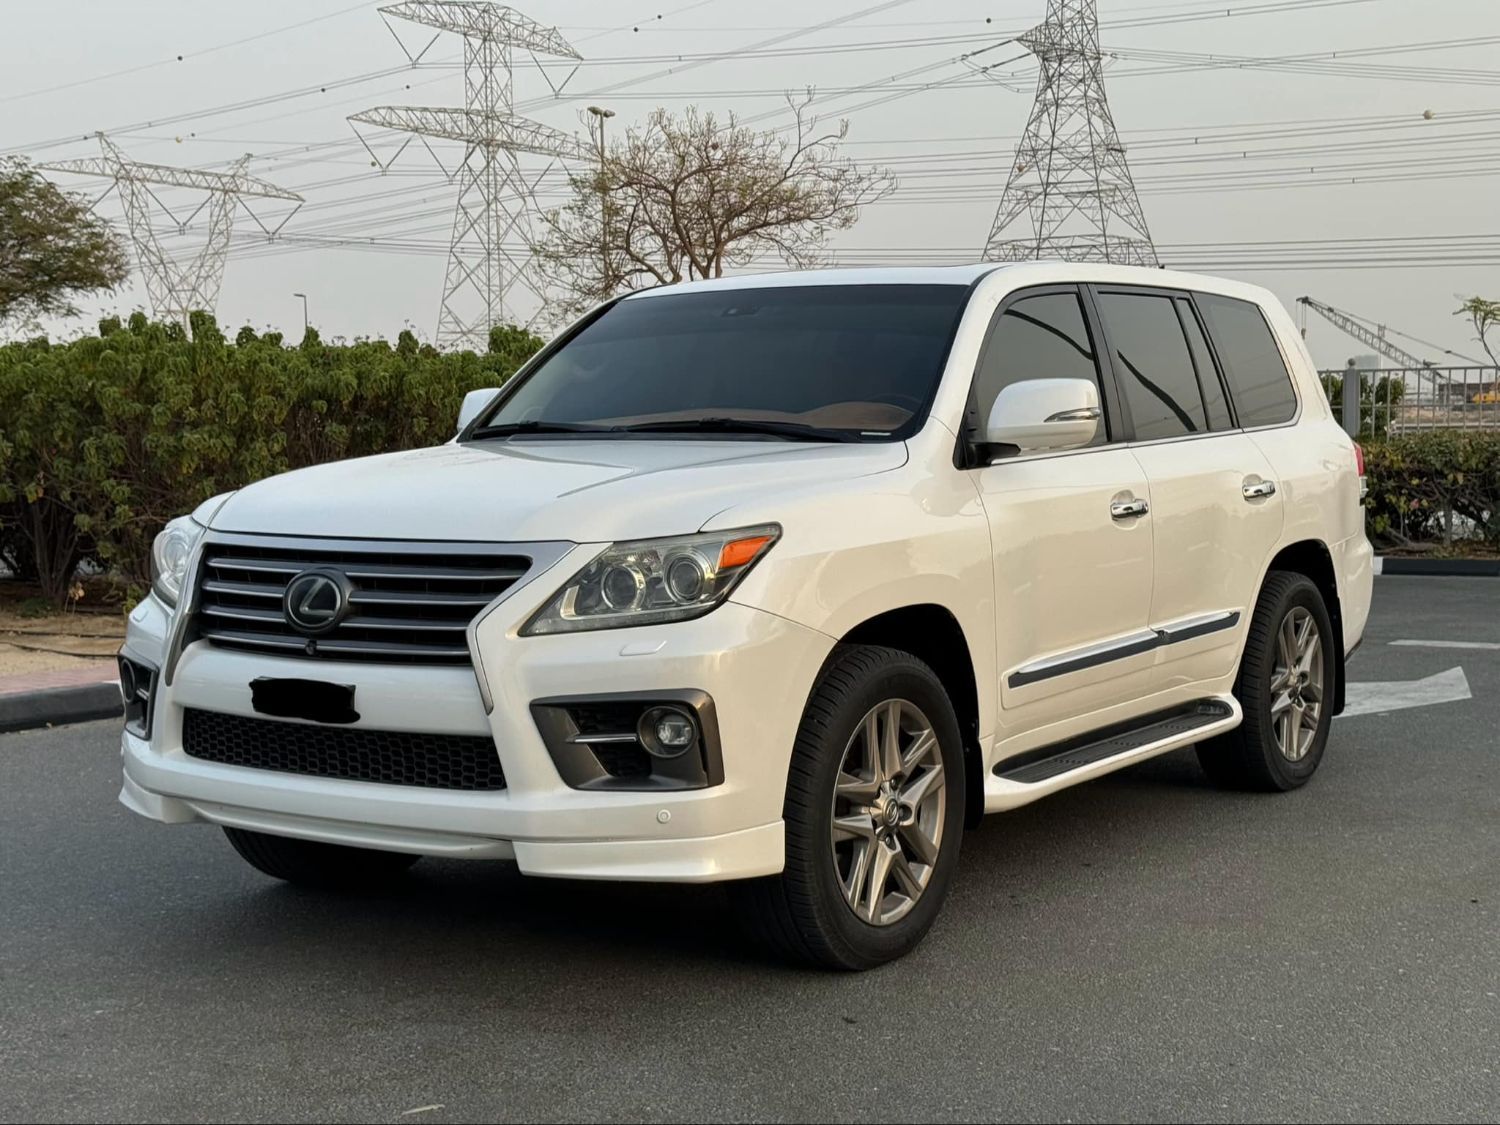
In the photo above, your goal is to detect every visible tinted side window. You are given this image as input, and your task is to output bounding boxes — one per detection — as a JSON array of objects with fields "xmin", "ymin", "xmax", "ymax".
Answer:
[
  {"xmin": 1176, "ymin": 298, "xmax": 1233, "ymax": 431},
  {"xmin": 1096, "ymin": 292, "xmax": 1207, "ymax": 441},
  {"xmin": 1196, "ymin": 294, "xmax": 1298, "ymax": 427},
  {"xmin": 973, "ymin": 292, "xmax": 1106, "ymax": 446}
]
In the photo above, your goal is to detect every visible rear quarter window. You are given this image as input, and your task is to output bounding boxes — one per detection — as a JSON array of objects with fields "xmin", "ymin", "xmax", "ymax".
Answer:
[{"xmin": 1196, "ymin": 294, "xmax": 1298, "ymax": 427}]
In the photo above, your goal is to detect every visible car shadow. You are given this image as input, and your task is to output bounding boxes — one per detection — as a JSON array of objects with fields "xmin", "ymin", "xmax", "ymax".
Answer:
[{"xmin": 157, "ymin": 747, "xmax": 1245, "ymax": 983}]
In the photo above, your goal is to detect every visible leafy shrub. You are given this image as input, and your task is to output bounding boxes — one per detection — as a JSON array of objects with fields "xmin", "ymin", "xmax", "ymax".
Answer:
[
  {"xmin": 0, "ymin": 314, "xmax": 542, "ymax": 604},
  {"xmin": 1362, "ymin": 431, "xmax": 1500, "ymax": 548}
]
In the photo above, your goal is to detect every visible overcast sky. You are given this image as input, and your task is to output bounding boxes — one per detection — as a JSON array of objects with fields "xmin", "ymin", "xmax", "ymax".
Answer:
[{"xmin": 5, "ymin": 0, "xmax": 1498, "ymax": 367}]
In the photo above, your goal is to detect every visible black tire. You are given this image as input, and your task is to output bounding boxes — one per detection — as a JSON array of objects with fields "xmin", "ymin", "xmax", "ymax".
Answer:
[
  {"xmin": 223, "ymin": 827, "xmax": 420, "ymax": 888},
  {"xmin": 729, "ymin": 645, "xmax": 966, "ymax": 970},
  {"xmin": 1197, "ymin": 571, "xmax": 1336, "ymax": 792}
]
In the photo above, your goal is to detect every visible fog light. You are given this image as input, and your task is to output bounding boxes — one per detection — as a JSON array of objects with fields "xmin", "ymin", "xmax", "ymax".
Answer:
[{"xmin": 638, "ymin": 705, "xmax": 698, "ymax": 758}]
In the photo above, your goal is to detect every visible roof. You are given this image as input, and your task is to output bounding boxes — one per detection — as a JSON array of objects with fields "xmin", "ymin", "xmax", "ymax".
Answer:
[
  {"xmin": 623, "ymin": 265, "xmax": 1001, "ymax": 297},
  {"xmin": 621, "ymin": 262, "xmax": 1278, "ymax": 307}
]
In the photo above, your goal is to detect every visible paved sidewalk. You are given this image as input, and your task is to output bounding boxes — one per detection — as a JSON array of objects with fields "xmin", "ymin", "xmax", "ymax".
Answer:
[
  {"xmin": 0, "ymin": 665, "xmax": 121, "ymax": 733},
  {"xmin": 0, "ymin": 665, "xmax": 118, "ymax": 697}
]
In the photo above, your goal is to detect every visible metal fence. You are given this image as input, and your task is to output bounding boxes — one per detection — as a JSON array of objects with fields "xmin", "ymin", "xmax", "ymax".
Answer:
[{"xmin": 1319, "ymin": 366, "xmax": 1500, "ymax": 438}]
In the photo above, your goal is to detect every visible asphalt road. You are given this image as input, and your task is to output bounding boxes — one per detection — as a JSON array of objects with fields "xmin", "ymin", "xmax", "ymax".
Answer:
[{"xmin": 2, "ymin": 577, "xmax": 1496, "ymax": 1124}]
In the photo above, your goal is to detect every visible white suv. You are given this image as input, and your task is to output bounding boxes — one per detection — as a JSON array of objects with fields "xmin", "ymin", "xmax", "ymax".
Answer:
[{"xmin": 119, "ymin": 263, "xmax": 1373, "ymax": 968}]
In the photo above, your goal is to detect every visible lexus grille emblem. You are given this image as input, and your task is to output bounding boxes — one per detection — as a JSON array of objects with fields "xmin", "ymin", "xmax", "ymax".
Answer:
[{"xmin": 283, "ymin": 568, "xmax": 351, "ymax": 635}]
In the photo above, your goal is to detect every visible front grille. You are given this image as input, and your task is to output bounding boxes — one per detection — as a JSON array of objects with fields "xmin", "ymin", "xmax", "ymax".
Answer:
[
  {"xmin": 182, "ymin": 708, "xmax": 506, "ymax": 790},
  {"xmin": 194, "ymin": 539, "xmax": 530, "ymax": 665}
]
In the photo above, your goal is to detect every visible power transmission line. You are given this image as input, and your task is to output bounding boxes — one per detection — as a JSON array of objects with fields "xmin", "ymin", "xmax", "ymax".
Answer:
[
  {"xmin": 1102, "ymin": 39, "xmax": 1500, "ymax": 88},
  {"xmin": 12, "ymin": 0, "xmax": 1415, "ymax": 160},
  {"xmin": 0, "ymin": 0, "xmax": 374, "ymax": 105},
  {"xmin": 23, "ymin": 0, "xmax": 1488, "ymax": 332}
]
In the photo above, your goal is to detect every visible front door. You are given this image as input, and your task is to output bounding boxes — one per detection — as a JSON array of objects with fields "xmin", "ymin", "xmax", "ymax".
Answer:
[{"xmin": 966, "ymin": 287, "xmax": 1157, "ymax": 756}]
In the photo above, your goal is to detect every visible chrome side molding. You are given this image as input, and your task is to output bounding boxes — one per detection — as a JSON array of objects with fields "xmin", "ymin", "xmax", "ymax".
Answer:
[{"xmin": 1008, "ymin": 610, "xmax": 1241, "ymax": 689}]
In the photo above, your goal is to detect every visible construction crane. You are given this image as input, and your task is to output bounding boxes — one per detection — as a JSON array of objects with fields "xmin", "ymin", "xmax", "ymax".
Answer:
[{"xmin": 1296, "ymin": 296, "xmax": 1485, "ymax": 369}]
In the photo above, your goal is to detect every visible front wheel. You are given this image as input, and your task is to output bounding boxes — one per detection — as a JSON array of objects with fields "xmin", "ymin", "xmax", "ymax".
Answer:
[
  {"xmin": 1197, "ymin": 571, "xmax": 1336, "ymax": 791},
  {"xmin": 730, "ymin": 645, "xmax": 966, "ymax": 970},
  {"xmin": 223, "ymin": 827, "xmax": 420, "ymax": 888}
]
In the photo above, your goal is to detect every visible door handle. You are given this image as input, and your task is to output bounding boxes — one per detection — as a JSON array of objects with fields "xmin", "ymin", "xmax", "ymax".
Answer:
[
  {"xmin": 1242, "ymin": 479, "xmax": 1277, "ymax": 500},
  {"xmin": 1110, "ymin": 498, "xmax": 1149, "ymax": 520}
]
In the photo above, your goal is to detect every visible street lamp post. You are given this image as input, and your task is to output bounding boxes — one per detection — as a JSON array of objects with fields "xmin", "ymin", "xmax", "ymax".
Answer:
[
  {"xmin": 586, "ymin": 106, "xmax": 615, "ymax": 293},
  {"xmin": 292, "ymin": 292, "xmax": 309, "ymax": 336}
]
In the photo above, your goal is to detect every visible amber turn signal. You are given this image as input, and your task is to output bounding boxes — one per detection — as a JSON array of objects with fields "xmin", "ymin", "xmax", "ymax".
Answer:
[{"xmin": 718, "ymin": 535, "xmax": 774, "ymax": 571}]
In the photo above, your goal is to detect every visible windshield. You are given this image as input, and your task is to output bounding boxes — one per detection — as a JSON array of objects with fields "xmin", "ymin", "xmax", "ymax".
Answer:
[{"xmin": 470, "ymin": 284, "xmax": 971, "ymax": 441}]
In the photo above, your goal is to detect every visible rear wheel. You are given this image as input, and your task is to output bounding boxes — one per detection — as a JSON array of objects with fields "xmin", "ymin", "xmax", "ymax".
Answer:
[
  {"xmin": 729, "ymin": 645, "xmax": 965, "ymax": 970},
  {"xmin": 223, "ymin": 827, "xmax": 420, "ymax": 888},
  {"xmin": 1197, "ymin": 571, "xmax": 1336, "ymax": 791}
]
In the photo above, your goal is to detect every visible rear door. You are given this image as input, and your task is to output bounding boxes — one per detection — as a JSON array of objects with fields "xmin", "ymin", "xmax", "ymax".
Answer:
[{"xmin": 1089, "ymin": 285, "xmax": 1284, "ymax": 691}]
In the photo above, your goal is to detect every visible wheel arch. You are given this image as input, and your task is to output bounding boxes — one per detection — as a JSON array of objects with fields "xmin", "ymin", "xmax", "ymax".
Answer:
[
  {"xmin": 835, "ymin": 604, "xmax": 985, "ymax": 829},
  {"xmin": 1259, "ymin": 538, "xmax": 1346, "ymax": 714}
]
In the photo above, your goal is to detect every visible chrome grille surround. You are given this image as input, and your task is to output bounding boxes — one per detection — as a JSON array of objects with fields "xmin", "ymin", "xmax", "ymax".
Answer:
[{"xmin": 192, "ymin": 533, "xmax": 535, "ymax": 666}]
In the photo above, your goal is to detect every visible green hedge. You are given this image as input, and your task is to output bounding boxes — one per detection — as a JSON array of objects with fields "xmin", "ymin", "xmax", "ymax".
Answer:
[
  {"xmin": 4, "ymin": 314, "xmax": 1496, "ymax": 604},
  {"xmin": 0, "ymin": 313, "xmax": 543, "ymax": 604},
  {"xmin": 1363, "ymin": 431, "xmax": 1500, "ymax": 549}
]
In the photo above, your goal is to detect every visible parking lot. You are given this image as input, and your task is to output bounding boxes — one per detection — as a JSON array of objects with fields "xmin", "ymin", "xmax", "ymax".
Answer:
[{"xmin": 1, "ymin": 576, "xmax": 1495, "ymax": 1124}]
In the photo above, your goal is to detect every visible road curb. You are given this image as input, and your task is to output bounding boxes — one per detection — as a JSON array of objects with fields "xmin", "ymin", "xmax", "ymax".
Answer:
[
  {"xmin": 1376, "ymin": 556, "xmax": 1500, "ymax": 577},
  {"xmin": 0, "ymin": 683, "xmax": 122, "ymax": 735}
]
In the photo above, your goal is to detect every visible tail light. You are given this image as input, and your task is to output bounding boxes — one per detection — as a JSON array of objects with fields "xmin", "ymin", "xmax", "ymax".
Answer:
[{"xmin": 1353, "ymin": 441, "xmax": 1367, "ymax": 499}]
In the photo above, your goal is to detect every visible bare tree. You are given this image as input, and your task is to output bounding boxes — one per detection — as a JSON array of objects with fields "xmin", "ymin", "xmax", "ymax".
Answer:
[{"xmin": 535, "ymin": 96, "xmax": 895, "ymax": 320}]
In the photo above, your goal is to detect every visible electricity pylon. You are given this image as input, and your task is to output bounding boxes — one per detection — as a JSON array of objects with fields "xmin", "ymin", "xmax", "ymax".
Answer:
[
  {"xmin": 39, "ymin": 134, "xmax": 303, "ymax": 328},
  {"xmin": 981, "ymin": 0, "xmax": 1158, "ymax": 266},
  {"xmin": 350, "ymin": 2, "xmax": 586, "ymax": 349}
]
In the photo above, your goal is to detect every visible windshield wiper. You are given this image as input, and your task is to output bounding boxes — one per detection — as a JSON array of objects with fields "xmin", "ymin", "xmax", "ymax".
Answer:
[
  {"xmin": 468, "ymin": 419, "xmax": 618, "ymax": 439},
  {"xmin": 616, "ymin": 417, "xmax": 863, "ymax": 442}
]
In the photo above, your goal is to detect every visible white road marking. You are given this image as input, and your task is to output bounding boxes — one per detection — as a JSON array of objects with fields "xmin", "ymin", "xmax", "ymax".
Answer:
[
  {"xmin": 1389, "ymin": 639, "xmax": 1500, "ymax": 651},
  {"xmin": 1341, "ymin": 667, "xmax": 1472, "ymax": 719}
]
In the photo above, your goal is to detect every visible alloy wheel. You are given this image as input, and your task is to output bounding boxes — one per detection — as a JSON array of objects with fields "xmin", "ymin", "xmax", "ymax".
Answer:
[
  {"xmin": 829, "ymin": 699, "xmax": 946, "ymax": 926},
  {"xmin": 1271, "ymin": 606, "xmax": 1324, "ymax": 762}
]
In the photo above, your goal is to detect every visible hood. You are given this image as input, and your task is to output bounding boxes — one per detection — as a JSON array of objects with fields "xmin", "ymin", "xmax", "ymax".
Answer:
[{"xmin": 210, "ymin": 438, "xmax": 908, "ymax": 542}]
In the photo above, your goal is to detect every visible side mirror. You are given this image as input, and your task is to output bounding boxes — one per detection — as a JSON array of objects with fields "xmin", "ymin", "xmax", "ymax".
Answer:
[
  {"xmin": 457, "ymin": 387, "xmax": 501, "ymax": 434},
  {"xmin": 985, "ymin": 378, "xmax": 1100, "ymax": 453}
]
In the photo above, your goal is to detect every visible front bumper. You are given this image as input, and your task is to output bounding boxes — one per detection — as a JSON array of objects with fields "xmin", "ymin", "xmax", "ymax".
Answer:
[{"xmin": 120, "ymin": 590, "xmax": 833, "ymax": 882}]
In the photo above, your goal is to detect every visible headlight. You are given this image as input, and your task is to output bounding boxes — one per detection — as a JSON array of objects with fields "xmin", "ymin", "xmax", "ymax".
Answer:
[
  {"xmin": 522, "ymin": 525, "xmax": 780, "ymax": 635},
  {"xmin": 150, "ymin": 515, "xmax": 205, "ymax": 607}
]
